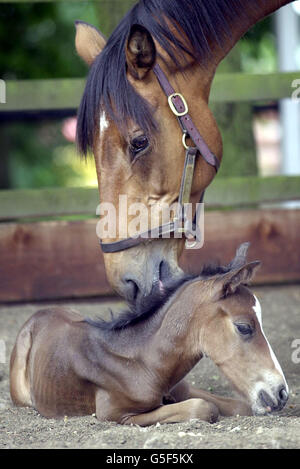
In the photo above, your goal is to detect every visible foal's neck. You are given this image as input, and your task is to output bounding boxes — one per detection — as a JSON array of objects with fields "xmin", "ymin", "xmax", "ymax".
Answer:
[{"xmin": 145, "ymin": 279, "xmax": 206, "ymax": 390}]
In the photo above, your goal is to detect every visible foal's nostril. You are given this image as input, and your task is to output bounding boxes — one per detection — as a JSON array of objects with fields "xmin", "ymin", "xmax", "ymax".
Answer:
[
  {"xmin": 125, "ymin": 279, "xmax": 139, "ymax": 302},
  {"xmin": 277, "ymin": 386, "xmax": 289, "ymax": 406}
]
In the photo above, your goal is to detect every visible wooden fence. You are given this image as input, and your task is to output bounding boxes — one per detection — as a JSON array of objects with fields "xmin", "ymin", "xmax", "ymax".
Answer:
[
  {"xmin": 0, "ymin": 1, "xmax": 300, "ymax": 302},
  {"xmin": 0, "ymin": 173, "xmax": 300, "ymax": 303},
  {"xmin": 2, "ymin": 71, "xmax": 300, "ymax": 113}
]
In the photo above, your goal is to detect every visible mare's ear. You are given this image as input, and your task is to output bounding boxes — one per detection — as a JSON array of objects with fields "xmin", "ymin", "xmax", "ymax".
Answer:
[
  {"xmin": 75, "ymin": 21, "xmax": 107, "ymax": 66},
  {"xmin": 212, "ymin": 261, "xmax": 261, "ymax": 300},
  {"xmin": 125, "ymin": 24, "xmax": 156, "ymax": 80}
]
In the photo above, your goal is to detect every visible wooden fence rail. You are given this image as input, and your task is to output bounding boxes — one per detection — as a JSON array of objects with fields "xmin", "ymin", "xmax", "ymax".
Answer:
[
  {"xmin": 0, "ymin": 175, "xmax": 300, "ymax": 302},
  {"xmin": 0, "ymin": 176, "xmax": 300, "ymax": 221},
  {"xmin": 1, "ymin": 72, "xmax": 299, "ymax": 112},
  {"xmin": 1, "ymin": 207, "xmax": 299, "ymax": 302}
]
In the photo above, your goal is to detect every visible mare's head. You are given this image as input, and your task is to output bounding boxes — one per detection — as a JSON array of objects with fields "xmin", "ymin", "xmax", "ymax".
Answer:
[
  {"xmin": 75, "ymin": 0, "xmax": 227, "ymax": 301},
  {"xmin": 198, "ymin": 244, "xmax": 288, "ymax": 415}
]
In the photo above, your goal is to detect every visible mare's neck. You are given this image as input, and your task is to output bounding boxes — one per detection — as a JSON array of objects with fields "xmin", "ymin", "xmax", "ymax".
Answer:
[
  {"xmin": 211, "ymin": 0, "xmax": 293, "ymax": 74},
  {"xmin": 157, "ymin": 1, "xmax": 293, "ymax": 104},
  {"xmin": 178, "ymin": 1, "xmax": 294, "ymax": 98}
]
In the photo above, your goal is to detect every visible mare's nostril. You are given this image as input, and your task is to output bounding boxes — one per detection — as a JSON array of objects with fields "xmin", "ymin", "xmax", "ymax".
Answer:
[
  {"xmin": 125, "ymin": 280, "xmax": 139, "ymax": 302},
  {"xmin": 159, "ymin": 260, "xmax": 171, "ymax": 282}
]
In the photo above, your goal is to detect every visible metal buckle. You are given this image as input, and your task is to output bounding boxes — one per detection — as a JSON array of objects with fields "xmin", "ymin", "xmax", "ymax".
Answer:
[
  {"xmin": 182, "ymin": 132, "xmax": 196, "ymax": 150},
  {"xmin": 168, "ymin": 93, "xmax": 189, "ymax": 117}
]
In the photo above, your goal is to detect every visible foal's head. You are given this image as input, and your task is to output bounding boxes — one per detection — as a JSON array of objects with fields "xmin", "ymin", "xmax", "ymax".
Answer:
[
  {"xmin": 75, "ymin": 3, "xmax": 223, "ymax": 302},
  {"xmin": 198, "ymin": 254, "xmax": 288, "ymax": 415}
]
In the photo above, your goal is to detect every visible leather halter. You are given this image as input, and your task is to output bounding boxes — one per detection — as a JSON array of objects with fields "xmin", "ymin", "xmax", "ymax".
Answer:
[{"xmin": 99, "ymin": 63, "xmax": 219, "ymax": 254}]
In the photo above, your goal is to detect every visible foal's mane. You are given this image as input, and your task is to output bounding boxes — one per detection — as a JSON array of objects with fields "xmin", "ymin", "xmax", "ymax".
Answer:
[
  {"xmin": 77, "ymin": 0, "xmax": 260, "ymax": 155},
  {"xmin": 85, "ymin": 262, "xmax": 231, "ymax": 332},
  {"xmin": 86, "ymin": 243, "xmax": 251, "ymax": 332}
]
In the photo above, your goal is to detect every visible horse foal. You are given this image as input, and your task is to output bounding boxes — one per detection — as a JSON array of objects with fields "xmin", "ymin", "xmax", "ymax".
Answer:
[{"xmin": 10, "ymin": 246, "xmax": 288, "ymax": 426}]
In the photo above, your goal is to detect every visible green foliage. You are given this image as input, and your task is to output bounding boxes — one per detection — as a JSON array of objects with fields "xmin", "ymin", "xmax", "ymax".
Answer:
[
  {"xmin": 212, "ymin": 17, "xmax": 275, "ymax": 177},
  {"xmin": 0, "ymin": 1, "xmax": 135, "ymax": 189},
  {"xmin": 240, "ymin": 17, "xmax": 277, "ymax": 73},
  {"xmin": 0, "ymin": 3, "xmax": 83, "ymax": 79},
  {"xmin": 0, "ymin": 1, "xmax": 136, "ymax": 80},
  {"xmin": 213, "ymin": 48, "xmax": 258, "ymax": 178},
  {"xmin": 3, "ymin": 121, "xmax": 71, "ymax": 188}
]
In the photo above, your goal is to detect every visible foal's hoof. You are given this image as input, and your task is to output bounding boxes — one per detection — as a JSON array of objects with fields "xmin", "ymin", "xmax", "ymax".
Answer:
[
  {"xmin": 204, "ymin": 402, "xmax": 219, "ymax": 423},
  {"xmin": 188, "ymin": 399, "xmax": 219, "ymax": 423}
]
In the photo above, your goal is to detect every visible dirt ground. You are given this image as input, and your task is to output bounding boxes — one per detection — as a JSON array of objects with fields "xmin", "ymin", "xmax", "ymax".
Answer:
[{"xmin": 0, "ymin": 285, "xmax": 299, "ymax": 449}]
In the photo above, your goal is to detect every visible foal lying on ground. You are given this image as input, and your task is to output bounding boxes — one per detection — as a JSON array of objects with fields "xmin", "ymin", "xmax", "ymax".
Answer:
[{"xmin": 10, "ymin": 244, "xmax": 288, "ymax": 425}]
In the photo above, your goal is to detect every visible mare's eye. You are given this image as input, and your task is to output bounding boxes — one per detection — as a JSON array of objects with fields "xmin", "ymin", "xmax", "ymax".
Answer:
[
  {"xmin": 130, "ymin": 135, "xmax": 149, "ymax": 158},
  {"xmin": 235, "ymin": 323, "xmax": 253, "ymax": 337}
]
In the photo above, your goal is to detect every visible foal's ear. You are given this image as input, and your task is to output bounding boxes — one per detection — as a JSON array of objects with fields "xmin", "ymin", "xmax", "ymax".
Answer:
[
  {"xmin": 213, "ymin": 261, "xmax": 261, "ymax": 299},
  {"xmin": 126, "ymin": 24, "xmax": 156, "ymax": 80},
  {"xmin": 75, "ymin": 21, "xmax": 107, "ymax": 66}
]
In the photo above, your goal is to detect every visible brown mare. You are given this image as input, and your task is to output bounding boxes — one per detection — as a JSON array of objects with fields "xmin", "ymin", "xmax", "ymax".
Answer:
[
  {"xmin": 75, "ymin": 0, "xmax": 294, "ymax": 302},
  {"xmin": 10, "ymin": 244, "xmax": 288, "ymax": 425}
]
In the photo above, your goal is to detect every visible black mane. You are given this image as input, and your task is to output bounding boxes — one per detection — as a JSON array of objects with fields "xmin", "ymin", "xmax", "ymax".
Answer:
[
  {"xmin": 86, "ymin": 273, "xmax": 196, "ymax": 331},
  {"xmin": 77, "ymin": 0, "xmax": 258, "ymax": 155},
  {"xmin": 85, "ymin": 259, "xmax": 232, "ymax": 332}
]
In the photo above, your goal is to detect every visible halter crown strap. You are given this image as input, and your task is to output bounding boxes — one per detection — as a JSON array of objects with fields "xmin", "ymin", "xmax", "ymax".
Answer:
[{"xmin": 153, "ymin": 63, "xmax": 220, "ymax": 172}]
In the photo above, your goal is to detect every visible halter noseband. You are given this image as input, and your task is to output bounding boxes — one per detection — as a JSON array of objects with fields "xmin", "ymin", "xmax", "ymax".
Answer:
[{"xmin": 99, "ymin": 63, "xmax": 219, "ymax": 254}]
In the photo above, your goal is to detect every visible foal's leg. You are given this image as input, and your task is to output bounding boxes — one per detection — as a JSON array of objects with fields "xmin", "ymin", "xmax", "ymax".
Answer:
[
  {"xmin": 122, "ymin": 399, "xmax": 219, "ymax": 427},
  {"xmin": 10, "ymin": 319, "xmax": 33, "ymax": 407},
  {"xmin": 169, "ymin": 381, "xmax": 252, "ymax": 417}
]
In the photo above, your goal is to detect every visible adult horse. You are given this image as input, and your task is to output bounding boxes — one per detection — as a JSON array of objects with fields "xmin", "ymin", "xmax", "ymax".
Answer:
[{"xmin": 75, "ymin": 0, "xmax": 294, "ymax": 302}]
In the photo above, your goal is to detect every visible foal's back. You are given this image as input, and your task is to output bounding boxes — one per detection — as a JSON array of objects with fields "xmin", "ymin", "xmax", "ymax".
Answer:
[{"xmin": 10, "ymin": 308, "xmax": 96, "ymax": 418}]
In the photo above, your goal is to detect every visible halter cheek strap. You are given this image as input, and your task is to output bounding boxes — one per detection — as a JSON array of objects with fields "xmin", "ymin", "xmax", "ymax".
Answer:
[{"xmin": 153, "ymin": 63, "xmax": 220, "ymax": 171}]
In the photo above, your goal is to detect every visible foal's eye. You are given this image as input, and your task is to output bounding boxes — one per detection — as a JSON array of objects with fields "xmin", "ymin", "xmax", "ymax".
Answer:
[
  {"xmin": 235, "ymin": 323, "xmax": 253, "ymax": 337},
  {"xmin": 130, "ymin": 135, "xmax": 149, "ymax": 158}
]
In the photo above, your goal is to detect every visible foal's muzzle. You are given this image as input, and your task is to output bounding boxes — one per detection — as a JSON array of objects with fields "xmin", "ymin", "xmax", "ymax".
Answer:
[{"xmin": 257, "ymin": 384, "xmax": 289, "ymax": 414}]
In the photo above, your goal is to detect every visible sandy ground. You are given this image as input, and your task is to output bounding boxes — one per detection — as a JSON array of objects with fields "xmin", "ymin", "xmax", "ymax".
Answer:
[{"xmin": 0, "ymin": 285, "xmax": 299, "ymax": 449}]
